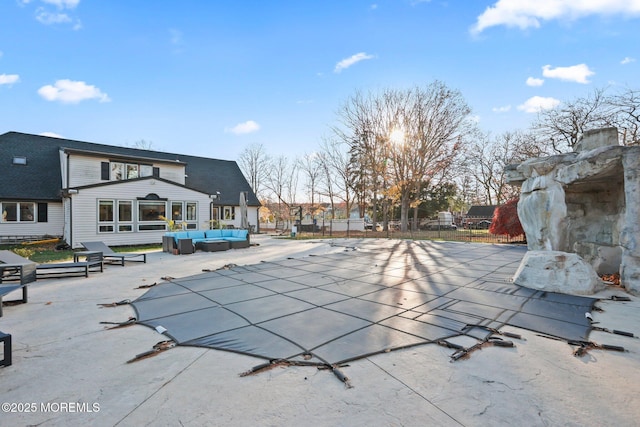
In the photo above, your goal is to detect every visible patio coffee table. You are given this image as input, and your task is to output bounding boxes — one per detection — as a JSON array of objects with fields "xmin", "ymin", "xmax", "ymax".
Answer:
[{"xmin": 196, "ymin": 240, "xmax": 230, "ymax": 252}]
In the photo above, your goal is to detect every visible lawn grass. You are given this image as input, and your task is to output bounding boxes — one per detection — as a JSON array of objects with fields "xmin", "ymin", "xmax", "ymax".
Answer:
[{"xmin": 0, "ymin": 242, "xmax": 162, "ymax": 263}]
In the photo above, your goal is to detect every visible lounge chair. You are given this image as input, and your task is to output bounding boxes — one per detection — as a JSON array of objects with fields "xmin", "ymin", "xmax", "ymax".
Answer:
[
  {"xmin": 81, "ymin": 242, "xmax": 147, "ymax": 266},
  {"xmin": 0, "ymin": 250, "xmax": 36, "ymax": 317}
]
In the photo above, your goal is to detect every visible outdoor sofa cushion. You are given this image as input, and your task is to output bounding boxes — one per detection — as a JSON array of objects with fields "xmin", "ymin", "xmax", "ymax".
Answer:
[{"xmin": 169, "ymin": 229, "xmax": 248, "ymax": 245}]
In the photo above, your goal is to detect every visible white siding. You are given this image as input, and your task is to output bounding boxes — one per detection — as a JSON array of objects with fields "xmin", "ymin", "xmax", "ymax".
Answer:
[
  {"xmin": 67, "ymin": 154, "xmax": 103, "ymax": 187},
  {"xmin": 68, "ymin": 179, "xmax": 211, "ymax": 248},
  {"xmin": 158, "ymin": 166, "xmax": 186, "ymax": 184},
  {"xmin": 66, "ymin": 153, "xmax": 186, "ymax": 188},
  {"xmin": 0, "ymin": 202, "xmax": 64, "ymax": 237}
]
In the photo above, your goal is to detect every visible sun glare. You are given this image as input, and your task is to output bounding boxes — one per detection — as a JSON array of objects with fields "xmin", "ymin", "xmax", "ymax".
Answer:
[{"xmin": 389, "ymin": 128, "xmax": 405, "ymax": 145}]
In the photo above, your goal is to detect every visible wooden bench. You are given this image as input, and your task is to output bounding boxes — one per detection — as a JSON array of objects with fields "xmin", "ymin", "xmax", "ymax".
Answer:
[{"xmin": 36, "ymin": 260, "xmax": 103, "ymax": 279}]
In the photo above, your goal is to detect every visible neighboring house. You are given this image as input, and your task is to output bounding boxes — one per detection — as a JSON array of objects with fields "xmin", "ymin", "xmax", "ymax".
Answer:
[
  {"xmin": 0, "ymin": 132, "xmax": 260, "ymax": 248},
  {"xmin": 464, "ymin": 205, "xmax": 497, "ymax": 227}
]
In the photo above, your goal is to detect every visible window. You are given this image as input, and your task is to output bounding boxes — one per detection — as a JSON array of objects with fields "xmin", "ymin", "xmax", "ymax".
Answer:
[
  {"xmin": 12, "ymin": 156, "xmax": 27, "ymax": 165},
  {"xmin": 118, "ymin": 201, "xmax": 133, "ymax": 232},
  {"xmin": 2, "ymin": 203, "xmax": 16, "ymax": 222},
  {"xmin": 111, "ymin": 162, "xmax": 125, "ymax": 180},
  {"xmin": 186, "ymin": 202, "xmax": 197, "ymax": 221},
  {"xmin": 126, "ymin": 164, "xmax": 139, "ymax": 179},
  {"xmin": 98, "ymin": 200, "xmax": 114, "ymax": 232},
  {"xmin": 171, "ymin": 202, "xmax": 183, "ymax": 221},
  {"xmin": 1, "ymin": 202, "xmax": 35, "ymax": 223},
  {"xmin": 185, "ymin": 202, "xmax": 197, "ymax": 229},
  {"xmin": 20, "ymin": 204, "xmax": 34, "ymax": 221},
  {"xmin": 107, "ymin": 161, "xmax": 156, "ymax": 181},
  {"xmin": 223, "ymin": 206, "xmax": 235, "ymax": 220},
  {"xmin": 138, "ymin": 201, "xmax": 166, "ymax": 231}
]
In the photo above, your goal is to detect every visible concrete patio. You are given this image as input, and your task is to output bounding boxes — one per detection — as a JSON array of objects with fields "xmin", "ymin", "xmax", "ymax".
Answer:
[{"xmin": 1, "ymin": 235, "xmax": 638, "ymax": 426}]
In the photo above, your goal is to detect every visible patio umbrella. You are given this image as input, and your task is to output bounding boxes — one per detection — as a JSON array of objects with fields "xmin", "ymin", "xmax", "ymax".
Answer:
[{"xmin": 239, "ymin": 191, "xmax": 249, "ymax": 230}]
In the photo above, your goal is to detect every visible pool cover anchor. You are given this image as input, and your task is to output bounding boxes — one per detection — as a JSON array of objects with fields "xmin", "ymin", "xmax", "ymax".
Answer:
[
  {"xmin": 570, "ymin": 340, "xmax": 626, "ymax": 357},
  {"xmin": 449, "ymin": 336, "xmax": 515, "ymax": 362},
  {"xmin": 463, "ymin": 324, "xmax": 524, "ymax": 340},
  {"xmin": 96, "ymin": 299, "xmax": 131, "ymax": 308},
  {"xmin": 239, "ymin": 359, "xmax": 353, "ymax": 387},
  {"xmin": 590, "ymin": 326, "xmax": 636, "ymax": 338},
  {"xmin": 127, "ymin": 340, "xmax": 176, "ymax": 363},
  {"xmin": 99, "ymin": 316, "xmax": 137, "ymax": 329}
]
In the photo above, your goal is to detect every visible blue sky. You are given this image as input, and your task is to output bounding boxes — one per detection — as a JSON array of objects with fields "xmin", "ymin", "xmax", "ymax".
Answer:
[{"xmin": 1, "ymin": 0, "xmax": 639, "ymax": 161}]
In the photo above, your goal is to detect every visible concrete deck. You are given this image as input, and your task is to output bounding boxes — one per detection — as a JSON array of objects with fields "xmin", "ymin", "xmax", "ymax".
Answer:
[{"xmin": 1, "ymin": 235, "xmax": 639, "ymax": 426}]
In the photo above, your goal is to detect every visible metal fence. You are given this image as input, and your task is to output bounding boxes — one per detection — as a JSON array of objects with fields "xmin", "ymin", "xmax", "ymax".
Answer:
[{"xmin": 294, "ymin": 227, "xmax": 525, "ymax": 245}]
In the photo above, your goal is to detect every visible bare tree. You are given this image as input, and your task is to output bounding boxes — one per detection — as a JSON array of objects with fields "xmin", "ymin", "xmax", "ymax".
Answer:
[
  {"xmin": 124, "ymin": 139, "xmax": 154, "ymax": 150},
  {"xmin": 332, "ymin": 83, "xmax": 473, "ymax": 231},
  {"xmin": 389, "ymin": 83, "xmax": 473, "ymax": 231},
  {"xmin": 317, "ymin": 137, "xmax": 358, "ymax": 219},
  {"xmin": 262, "ymin": 155, "xmax": 299, "ymax": 229},
  {"xmin": 606, "ymin": 87, "xmax": 640, "ymax": 145},
  {"xmin": 237, "ymin": 143, "xmax": 270, "ymax": 198},
  {"xmin": 333, "ymin": 90, "xmax": 389, "ymax": 222},
  {"xmin": 464, "ymin": 130, "xmax": 544, "ymax": 205},
  {"xmin": 298, "ymin": 152, "xmax": 322, "ymax": 208},
  {"xmin": 533, "ymin": 88, "xmax": 611, "ymax": 153}
]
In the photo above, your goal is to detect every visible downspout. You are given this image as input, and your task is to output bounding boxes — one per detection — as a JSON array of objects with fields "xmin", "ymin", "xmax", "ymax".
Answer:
[
  {"xmin": 210, "ymin": 201, "xmax": 213, "ymax": 229},
  {"xmin": 68, "ymin": 196, "xmax": 73, "ymax": 247},
  {"xmin": 65, "ymin": 151, "xmax": 73, "ymax": 247}
]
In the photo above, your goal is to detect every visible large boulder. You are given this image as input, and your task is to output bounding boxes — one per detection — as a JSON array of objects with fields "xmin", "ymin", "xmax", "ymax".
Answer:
[{"xmin": 513, "ymin": 251, "xmax": 605, "ymax": 295}]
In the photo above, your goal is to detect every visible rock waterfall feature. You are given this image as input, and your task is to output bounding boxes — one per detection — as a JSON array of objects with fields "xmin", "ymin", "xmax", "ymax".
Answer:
[{"xmin": 506, "ymin": 128, "xmax": 640, "ymax": 295}]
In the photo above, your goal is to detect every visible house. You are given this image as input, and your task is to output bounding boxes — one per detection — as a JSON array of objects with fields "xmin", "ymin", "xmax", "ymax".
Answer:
[
  {"xmin": 464, "ymin": 205, "xmax": 497, "ymax": 228},
  {"xmin": 0, "ymin": 132, "xmax": 260, "ymax": 248}
]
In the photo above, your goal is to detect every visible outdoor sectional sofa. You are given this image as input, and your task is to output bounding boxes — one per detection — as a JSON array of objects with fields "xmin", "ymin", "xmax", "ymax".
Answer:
[{"xmin": 163, "ymin": 229, "xmax": 250, "ymax": 254}]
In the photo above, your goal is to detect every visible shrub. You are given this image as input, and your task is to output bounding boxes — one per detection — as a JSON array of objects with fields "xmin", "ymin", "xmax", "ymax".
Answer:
[
  {"xmin": 13, "ymin": 247, "xmax": 35, "ymax": 259},
  {"xmin": 490, "ymin": 198, "xmax": 524, "ymax": 237}
]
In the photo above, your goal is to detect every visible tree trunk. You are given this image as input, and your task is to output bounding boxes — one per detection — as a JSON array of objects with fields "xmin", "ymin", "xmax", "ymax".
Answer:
[{"xmin": 400, "ymin": 190, "xmax": 410, "ymax": 232}]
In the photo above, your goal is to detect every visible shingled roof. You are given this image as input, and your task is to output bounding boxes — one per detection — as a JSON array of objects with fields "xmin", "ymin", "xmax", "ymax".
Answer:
[
  {"xmin": 466, "ymin": 205, "xmax": 497, "ymax": 218},
  {"xmin": 0, "ymin": 131, "xmax": 259, "ymax": 206}
]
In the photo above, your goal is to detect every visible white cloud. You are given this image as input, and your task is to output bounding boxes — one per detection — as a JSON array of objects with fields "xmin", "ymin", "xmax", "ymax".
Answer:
[
  {"xmin": 42, "ymin": 0, "xmax": 80, "ymax": 9},
  {"xmin": 542, "ymin": 64, "xmax": 594, "ymax": 84},
  {"xmin": 471, "ymin": 0, "xmax": 640, "ymax": 35},
  {"xmin": 621, "ymin": 56, "xmax": 636, "ymax": 64},
  {"xmin": 37, "ymin": 79, "xmax": 111, "ymax": 103},
  {"xmin": 517, "ymin": 96, "xmax": 561, "ymax": 113},
  {"xmin": 39, "ymin": 131, "xmax": 64, "ymax": 138},
  {"xmin": 526, "ymin": 77, "xmax": 544, "ymax": 87},
  {"xmin": 0, "ymin": 51, "xmax": 3, "ymax": 58},
  {"xmin": 29, "ymin": 1, "xmax": 81, "ymax": 28},
  {"xmin": 226, "ymin": 120, "xmax": 260, "ymax": 135},
  {"xmin": 334, "ymin": 52, "xmax": 375, "ymax": 73},
  {"xmin": 0, "ymin": 74, "xmax": 20, "ymax": 85},
  {"xmin": 36, "ymin": 8, "xmax": 71, "ymax": 24},
  {"xmin": 492, "ymin": 105, "xmax": 511, "ymax": 113}
]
